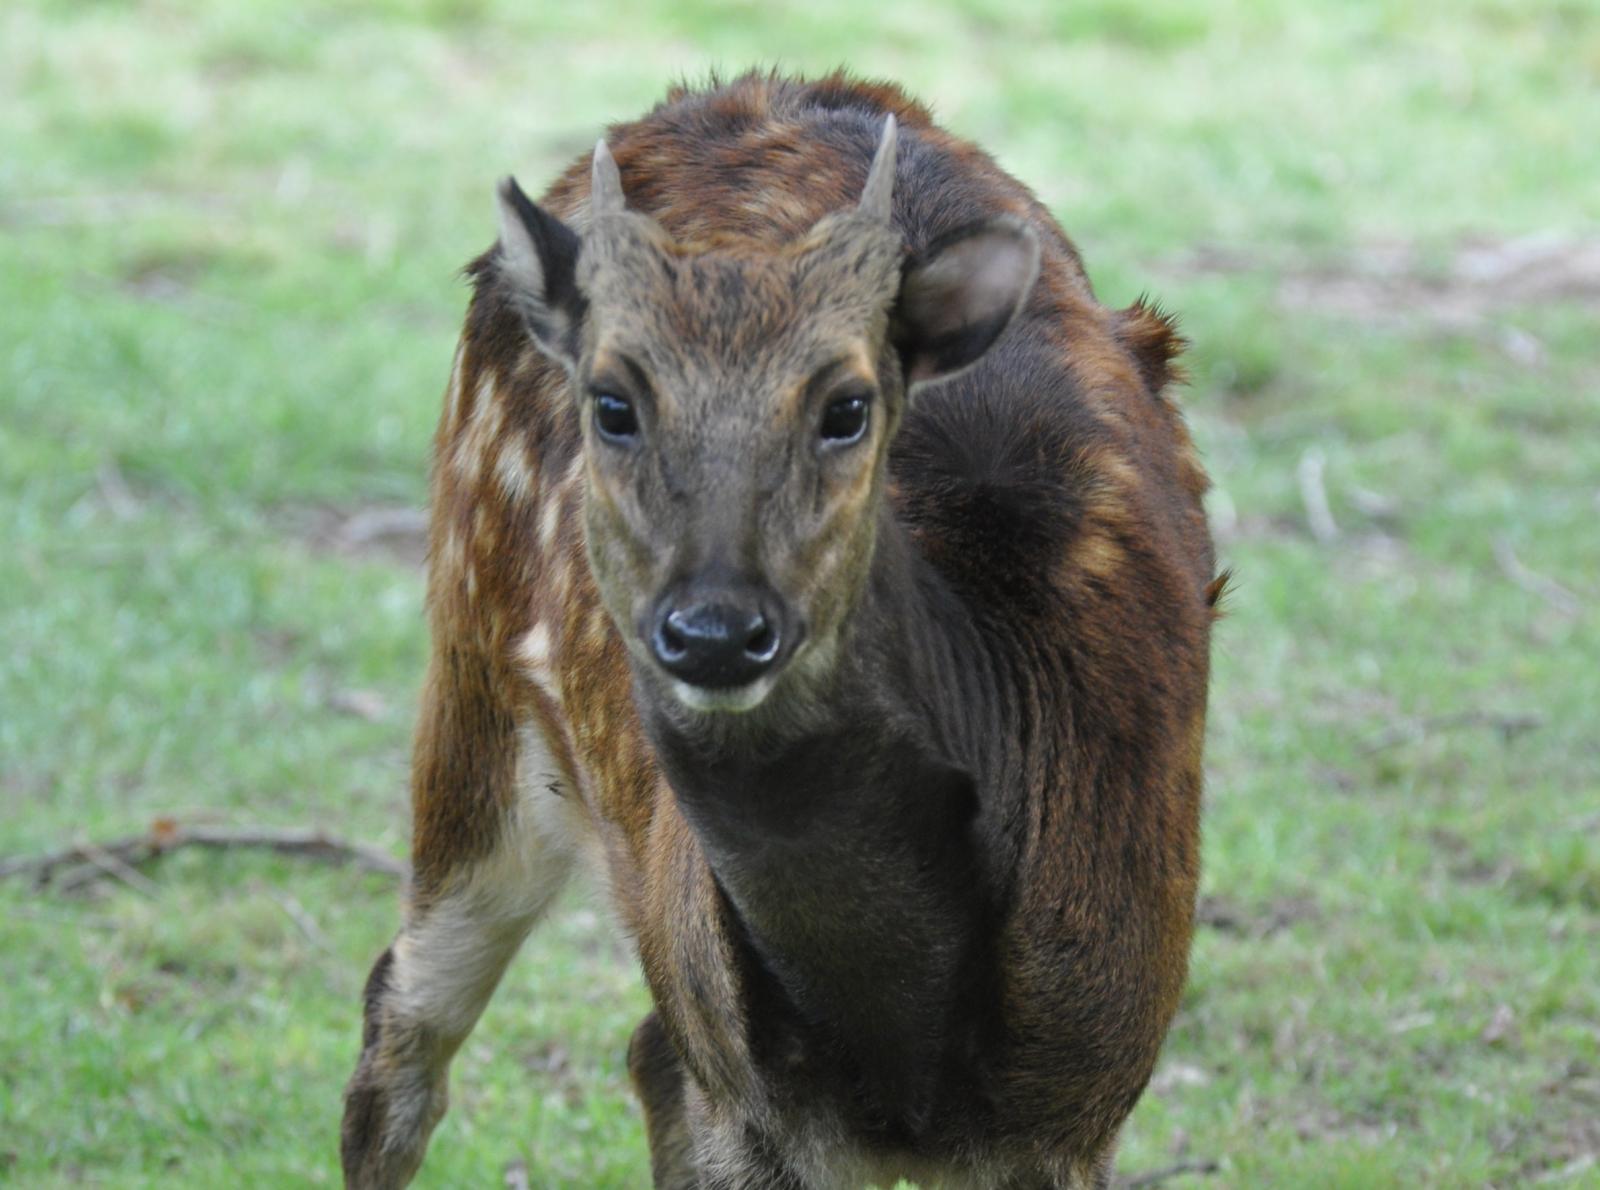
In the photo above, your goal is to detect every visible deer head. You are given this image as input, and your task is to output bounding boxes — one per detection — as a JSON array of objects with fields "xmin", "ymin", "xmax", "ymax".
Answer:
[{"xmin": 493, "ymin": 117, "xmax": 1040, "ymax": 716}]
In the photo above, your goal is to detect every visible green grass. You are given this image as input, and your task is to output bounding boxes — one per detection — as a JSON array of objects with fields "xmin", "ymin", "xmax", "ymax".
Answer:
[{"xmin": 3, "ymin": 0, "xmax": 1597, "ymax": 1184}]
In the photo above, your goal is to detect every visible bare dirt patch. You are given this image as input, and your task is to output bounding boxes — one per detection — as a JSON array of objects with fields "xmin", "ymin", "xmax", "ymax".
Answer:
[
  {"xmin": 285, "ymin": 504, "xmax": 429, "ymax": 568},
  {"xmin": 1195, "ymin": 893, "xmax": 1320, "ymax": 938},
  {"xmin": 1170, "ymin": 234, "xmax": 1600, "ymax": 348}
]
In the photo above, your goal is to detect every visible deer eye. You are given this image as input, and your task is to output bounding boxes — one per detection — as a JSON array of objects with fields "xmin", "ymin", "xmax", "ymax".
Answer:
[
  {"xmin": 819, "ymin": 394, "xmax": 870, "ymax": 444},
  {"xmin": 593, "ymin": 393, "xmax": 639, "ymax": 443}
]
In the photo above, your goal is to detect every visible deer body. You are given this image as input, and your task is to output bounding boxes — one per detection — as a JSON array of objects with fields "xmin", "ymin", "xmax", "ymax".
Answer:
[{"xmin": 343, "ymin": 73, "xmax": 1219, "ymax": 1189}]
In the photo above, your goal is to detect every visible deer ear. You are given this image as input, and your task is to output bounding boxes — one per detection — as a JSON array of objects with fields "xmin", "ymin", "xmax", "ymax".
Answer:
[
  {"xmin": 893, "ymin": 218, "xmax": 1040, "ymax": 390},
  {"xmin": 495, "ymin": 175, "xmax": 587, "ymax": 367}
]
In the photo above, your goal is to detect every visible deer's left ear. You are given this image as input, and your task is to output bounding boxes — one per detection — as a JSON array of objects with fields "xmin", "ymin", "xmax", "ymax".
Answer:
[
  {"xmin": 495, "ymin": 175, "xmax": 587, "ymax": 367},
  {"xmin": 892, "ymin": 218, "xmax": 1040, "ymax": 390}
]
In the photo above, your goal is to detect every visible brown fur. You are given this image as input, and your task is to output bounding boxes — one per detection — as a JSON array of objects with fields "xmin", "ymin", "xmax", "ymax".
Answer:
[{"xmin": 342, "ymin": 71, "xmax": 1217, "ymax": 1189}]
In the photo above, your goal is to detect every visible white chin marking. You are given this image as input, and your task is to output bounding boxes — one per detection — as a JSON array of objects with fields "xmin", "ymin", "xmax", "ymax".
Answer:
[{"xmin": 670, "ymin": 676, "xmax": 776, "ymax": 714}]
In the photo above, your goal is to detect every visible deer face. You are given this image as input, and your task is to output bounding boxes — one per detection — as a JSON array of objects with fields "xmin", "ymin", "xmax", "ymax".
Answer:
[{"xmin": 494, "ymin": 120, "xmax": 1039, "ymax": 714}]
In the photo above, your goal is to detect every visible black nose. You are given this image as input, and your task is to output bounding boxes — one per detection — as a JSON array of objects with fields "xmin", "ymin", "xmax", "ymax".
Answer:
[{"xmin": 650, "ymin": 597, "xmax": 781, "ymax": 689}]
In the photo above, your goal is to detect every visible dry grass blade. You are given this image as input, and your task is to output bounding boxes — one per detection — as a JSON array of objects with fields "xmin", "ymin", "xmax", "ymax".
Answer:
[
  {"xmin": 270, "ymin": 888, "xmax": 338, "ymax": 954},
  {"xmin": 1493, "ymin": 536, "xmax": 1583, "ymax": 616},
  {"xmin": 1296, "ymin": 447, "xmax": 1339, "ymax": 544}
]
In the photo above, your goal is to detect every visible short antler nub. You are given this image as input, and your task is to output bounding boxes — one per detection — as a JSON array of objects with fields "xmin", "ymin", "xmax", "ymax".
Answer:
[
  {"xmin": 858, "ymin": 114, "xmax": 897, "ymax": 221},
  {"xmin": 591, "ymin": 139, "xmax": 626, "ymax": 218}
]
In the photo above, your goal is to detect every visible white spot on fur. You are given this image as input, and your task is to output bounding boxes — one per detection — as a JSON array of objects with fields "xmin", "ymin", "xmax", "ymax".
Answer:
[
  {"xmin": 444, "ymin": 342, "xmax": 467, "ymax": 423},
  {"xmin": 539, "ymin": 499, "xmax": 561, "ymax": 551},
  {"xmin": 549, "ymin": 553, "xmax": 573, "ymax": 601},
  {"xmin": 439, "ymin": 524, "xmax": 466, "ymax": 575},
  {"xmin": 451, "ymin": 377, "xmax": 504, "ymax": 486},
  {"xmin": 514, "ymin": 623, "xmax": 562, "ymax": 706},
  {"xmin": 494, "ymin": 439, "xmax": 534, "ymax": 502},
  {"xmin": 474, "ymin": 372, "xmax": 498, "ymax": 423},
  {"xmin": 519, "ymin": 622, "xmax": 551, "ymax": 666},
  {"xmin": 472, "ymin": 504, "xmax": 494, "ymax": 547}
]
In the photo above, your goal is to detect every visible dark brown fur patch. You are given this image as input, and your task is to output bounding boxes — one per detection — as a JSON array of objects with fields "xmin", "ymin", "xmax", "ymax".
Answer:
[{"xmin": 1115, "ymin": 297, "xmax": 1188, "ymax": 396}]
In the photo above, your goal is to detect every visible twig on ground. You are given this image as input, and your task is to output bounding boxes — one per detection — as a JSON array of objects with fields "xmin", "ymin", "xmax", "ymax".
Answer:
[
  {"xmin": 1296, "ymin": 447, "xmax": 1339, "ymax": 544},
  {"xmin": 76, "ymin": 842, "xmax": 162, "ymax": 897},
  {"xmin": 1347, "ymin": 484, "xmax": 1399, "ymax": 523},
  {"xmin": 1360, "ymin": 709, "xmax": 1545, "ymax": 755},
  {"xmin": 178, "ymin": 826, "xmax": 407, "ymax": 876},
  {"xmin": 1493, "ymin": 536, "xmax": 1582, "ymax": 616},
  {"xmin": 1123, "ymin": 1158, "xmax": 1222, "ymax": 1187},
  {"xmin": 0, "ymin": 819, "xmax": 408, "ymax": 891}
]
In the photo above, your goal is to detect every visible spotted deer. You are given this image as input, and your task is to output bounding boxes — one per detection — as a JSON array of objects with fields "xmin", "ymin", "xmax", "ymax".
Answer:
[{"xmin": 341, "ymin": 72, "xmax": 1222, "ymax": 1189}]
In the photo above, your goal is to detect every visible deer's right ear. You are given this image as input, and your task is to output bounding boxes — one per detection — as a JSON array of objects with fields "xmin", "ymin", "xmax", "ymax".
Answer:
[
  {"xmin": 495, "ymin": 176, "xmax": 587, "ymax": 367},
  {"xmin": 892, "ymin": 217, "xmax": 1039, "ymax": 392}
]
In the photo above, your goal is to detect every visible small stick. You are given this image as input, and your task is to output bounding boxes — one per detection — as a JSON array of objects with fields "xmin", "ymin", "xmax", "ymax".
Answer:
[
  {"xmin": 76, "ymin": 842, "xmax": 162, "ymax": 897},
  {"xmin": 0, "ymin": 820, "xmax": 408, "ymax": 889},
  {"xmin": 1124, "ymin": 1158, "xmax": 1222, "ymax": 1187},
  {"xmin": 1493, "ymin": 536, "xmax": 1582, "ymax": 616},
  {"xmin": 176, "ymin": 826, "xmax": 408, "ymax": 878},
  {"xmin": 0, "ymin": 842, "xmax": 110, "ymax": 881},
  {"xmin": 1296, "ymin": 448, "xmax": 1339, "ymax": 544}
]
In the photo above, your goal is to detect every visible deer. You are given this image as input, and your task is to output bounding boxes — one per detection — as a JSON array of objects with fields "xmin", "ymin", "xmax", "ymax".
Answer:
[{"xmin": 340, "ymin": 71, "xmax": 1222, "ymax": 1190}]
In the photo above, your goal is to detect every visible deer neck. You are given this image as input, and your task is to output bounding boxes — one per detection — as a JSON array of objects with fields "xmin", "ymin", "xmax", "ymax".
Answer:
[{"xmin": 637, "ymin": 508, "xmax": 999, "ymax": 1132}]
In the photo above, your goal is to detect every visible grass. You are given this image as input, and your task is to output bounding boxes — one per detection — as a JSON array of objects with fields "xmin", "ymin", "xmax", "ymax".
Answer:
[{"xmin": 2, "ymin": 0, "xmax": 1597, "ymax": 1184}]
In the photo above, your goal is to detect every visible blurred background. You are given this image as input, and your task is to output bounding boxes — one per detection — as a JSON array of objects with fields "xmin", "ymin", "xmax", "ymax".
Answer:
[{"xmin": 2, "ymin": 0, "xmax": 1596, "ymax": 1184}]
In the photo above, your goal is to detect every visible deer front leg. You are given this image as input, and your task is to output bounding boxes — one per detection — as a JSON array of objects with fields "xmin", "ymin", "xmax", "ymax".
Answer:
[
  {"xmin": 342, "ymin": 648, "xmax": 579, "ymax": 1188},
  {"xmin": 628, "ymin": 1011, "xmax": 700, "ymax": 1189},
  {"xmin": 341, "ymin": 863, "xmax": 568, "ymax": 1188}
]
